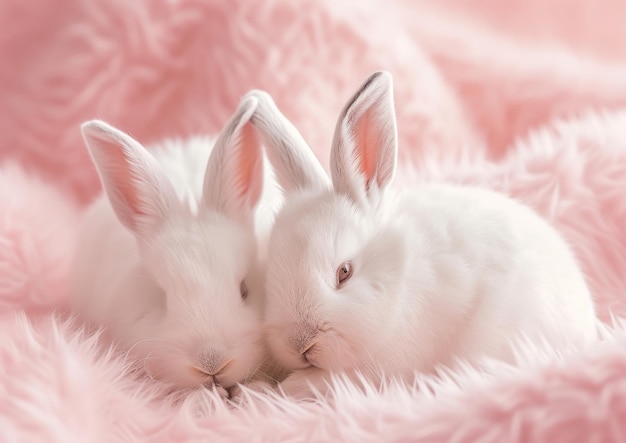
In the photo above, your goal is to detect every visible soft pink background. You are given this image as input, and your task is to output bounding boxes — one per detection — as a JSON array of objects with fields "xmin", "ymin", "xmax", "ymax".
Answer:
[{"xmin": 1, "ymin": 0, "xmax": 626, "ymax": 441}]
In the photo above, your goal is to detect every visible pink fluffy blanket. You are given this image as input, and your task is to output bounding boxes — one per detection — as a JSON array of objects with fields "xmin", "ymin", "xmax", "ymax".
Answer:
[{"xmin": 2, "ymin": 0, "xmax": 626, "ymax": 441}]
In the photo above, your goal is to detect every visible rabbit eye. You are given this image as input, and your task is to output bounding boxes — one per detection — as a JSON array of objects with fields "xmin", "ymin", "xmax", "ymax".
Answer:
[
  {"xmin": 336, "ymin": 262, "xmax": 353, "ymax": 287},
  {"xmin": 240, "ymin": 280, "xmax": 248, "ymax": 300}
]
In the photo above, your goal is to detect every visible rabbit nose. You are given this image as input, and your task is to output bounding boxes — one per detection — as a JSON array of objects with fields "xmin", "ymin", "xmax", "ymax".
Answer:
[
  {"xmin": 300, "ymin": 342, "xmax": 316, "ymax": 357},
  {"xmin": 196, "ymin": 349, "xmax": 231, "ymax": 376},
  {"xmin": 302, "ymin": 342, "xmax": 319, "ymax": 362},
  {"xmin": 290, "ymin": 323, "xmax": 318, "ymax": 355}
]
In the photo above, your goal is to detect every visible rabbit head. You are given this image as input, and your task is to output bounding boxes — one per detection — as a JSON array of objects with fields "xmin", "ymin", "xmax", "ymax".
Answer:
[
  {"xmin": 80, "ymin": 97, "xmax": 267, "ymax": 390},
  {"xmin": 248, "ymin": 73, "xmax": 407, "ymax": 373}
]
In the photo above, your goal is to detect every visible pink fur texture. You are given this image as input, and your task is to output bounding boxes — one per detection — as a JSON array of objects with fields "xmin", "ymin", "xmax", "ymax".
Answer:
[
  {"xmin": 0, "ymin": 164, "xmax": 79, "ymax": 315},
  {"xmin": 1, "ymin": 0, "xmax": 626, "ymax": 441}
]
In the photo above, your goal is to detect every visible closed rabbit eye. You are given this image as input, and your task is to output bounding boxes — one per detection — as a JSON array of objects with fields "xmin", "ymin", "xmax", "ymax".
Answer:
[
  {"xmin": 240, "ymin": 280, "xmax": 248, "ymax": 300},
  {"xmin": 336, "ymin": 261, "xmax": 353, "ymax": 287}
]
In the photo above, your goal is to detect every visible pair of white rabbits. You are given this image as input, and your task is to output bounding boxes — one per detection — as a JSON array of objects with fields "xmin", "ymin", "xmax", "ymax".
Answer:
[{"xmin": 72, "ymin": 72, "xmax": 597, "ymax": 401}]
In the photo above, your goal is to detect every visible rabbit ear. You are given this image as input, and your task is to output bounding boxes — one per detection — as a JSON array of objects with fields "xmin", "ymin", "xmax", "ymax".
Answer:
[
  {"xmin": 330, "ymin": 71, "xmax": 397, "ymax": 208},
  {"xmin": 202, "ymin": 96, "xmax": 264, "ymax": 221},
  {"xmin": 246, "ymin": 90, "xmax": 330, "ymax": 194},
  {"xmin": 81, "ymin": 120, "xmax": 177, "ymax": 234}
]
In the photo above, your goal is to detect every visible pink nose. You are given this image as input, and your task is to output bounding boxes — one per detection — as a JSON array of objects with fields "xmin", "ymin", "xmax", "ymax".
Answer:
[
  {"xmin": 289, "ymin": 323, "xmax": 318, "ymax": 355},
  {"xmin": 196, "ymin": 349, "xmax": 228, "ymax": 376},
  {"xmin": 300, "ymin": 341, "xmax": 315, "ymax": 357}
]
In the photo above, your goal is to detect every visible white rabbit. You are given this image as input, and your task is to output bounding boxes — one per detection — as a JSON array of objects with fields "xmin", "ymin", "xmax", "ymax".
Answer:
[
  {"xmin": 247, "ymin": 72, "xmax": 598, "ymax": 399},
  {"xmin": 72, "ymin": 96, "xmax": 283, "ymax": 397}
]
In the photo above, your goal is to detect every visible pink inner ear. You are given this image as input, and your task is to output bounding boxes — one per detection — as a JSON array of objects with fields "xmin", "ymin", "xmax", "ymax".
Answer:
[
  {"xmin": 236, "ymin": 122, "xmax": 262, "ymax": 206},
  {"xmin": 350, "ymin": 108, "xmax": 379, "ymax": 192},
  {"xmin": 88, "ymin": 131, "xmax": 154, "ymax": 232},
  {"xmin": 86, "ymin": 125, "xmax": 172, "ymax": 233},
  {"xmin": 106, "ymin": 146, "xmax": 148, "ymax": 221}
]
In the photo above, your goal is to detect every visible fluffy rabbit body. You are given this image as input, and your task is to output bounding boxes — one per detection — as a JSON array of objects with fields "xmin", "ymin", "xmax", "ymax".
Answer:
[
  {"xmin": 249, "ymin": 72, "xmax": 597, "ymax": 398},
  {"xmin": 72, "ymin": 97, "xmax": 281, "ymax": 393}
]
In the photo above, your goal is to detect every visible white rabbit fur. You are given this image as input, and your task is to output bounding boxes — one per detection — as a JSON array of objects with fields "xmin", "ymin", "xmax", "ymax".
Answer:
[
  {"xmin": 72, "ymin": 96, "xmax": 283, "ymax": 394},
  {"xmin": 247, "ymin": 72, "xmax": 598, "ymax": 399}
]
